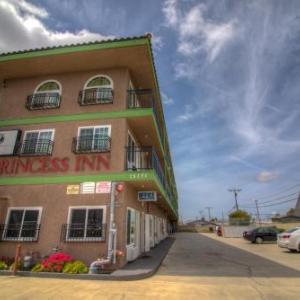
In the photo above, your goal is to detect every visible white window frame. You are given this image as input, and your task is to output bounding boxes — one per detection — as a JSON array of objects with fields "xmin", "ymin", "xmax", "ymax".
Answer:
[
  {"xmin": 84, "ymin": 75, "xmax": 113, "ymax": 90},
  {"xmin": 77, "ymin": 125, "xmax": 111, "ymax": 152},
  {"xmin": 34, "ymin": 79, "xmax": 62, "ymax": 94},
  {"xmin": 3, "ymin": 207, "xmax": 42, "ymax": 241},
  {"xmin": 22, "ymin": 129, "xmax": 55, "ymax": 154},
  {"xmin": 66, "ymin": 206, "xmax": 106, "ymax": 242}
]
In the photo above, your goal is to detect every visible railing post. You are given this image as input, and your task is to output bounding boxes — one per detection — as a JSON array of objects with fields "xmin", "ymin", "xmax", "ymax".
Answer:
[{"xmin": 13, "ymin": 244, "xmax": 21, "ymax": 276}]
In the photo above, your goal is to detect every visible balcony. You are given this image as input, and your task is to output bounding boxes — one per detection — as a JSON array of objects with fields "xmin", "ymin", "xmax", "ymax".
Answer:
[
  {"xmin": 61, "ymin": 223, "xmax": 106, "ymax": 242},
  {"xmin": 19, "ymin": 139, "xmax": 54, "ymax": 156},
  {"xmin": 125, "ymin": 146, "xmax": 165, "ymax": 188},
  {"xmin": 127, "ymin": 89, "xmax": 156, "ymax": 109},
  {"xmin": 78, "ymin": 88, "xmax": 113, "ymax": 106},
  {"xmin": 127, "ymin": 89, "xmax": 164, "ymax": 146},
  {"xmin": 0, "ymin": 223, "xmax": 41, "ymax": 242},
  {"xmin": 72, "ymin": 136, "xmax": 111, "ymax": 154},
  {"xmin": 26, "ymin": 92, "xmax": 61, "ymax": 110}
]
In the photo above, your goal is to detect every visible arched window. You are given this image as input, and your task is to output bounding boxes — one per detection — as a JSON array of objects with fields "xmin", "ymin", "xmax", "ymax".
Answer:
[
  {"xmin": 27, "ymin": 80, "xmax": 61, "ymax": 110},
  {"xmin": 79, "ymin": 75, "xmax": 113, "ymax": 105}
]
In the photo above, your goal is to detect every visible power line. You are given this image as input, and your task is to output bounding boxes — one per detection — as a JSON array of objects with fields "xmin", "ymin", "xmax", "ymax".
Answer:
[
  {"xmin": 259, "ymin": 192, "xmax": 299, "ymax": 204},
  {"xmin": 258, "ymin": 197, "xmax": 297, "ymax": 208},
  {"xmin": 255, "ymin": 183, "xmax": 300, "ymax": 201}
]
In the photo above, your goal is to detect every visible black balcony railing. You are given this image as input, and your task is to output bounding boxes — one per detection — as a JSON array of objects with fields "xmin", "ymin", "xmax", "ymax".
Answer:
[
  {"xmin": 26, "ymin": 92, "xmax": 61, "ymax": 110},
  {"xmin": 125, "ymin": 146, "xmax": 165, "ymax": 188},
  {"xmin": 127, "ymin": 89, "xmax": 164, "ymax": 144},
  {"xmin": 127, "ymin": 89, "xmax": 155, "ymax": 109},
  {"xmin": 19, "ymin": 139, "xmax": 54, "ymax": 156},
  {"xmin": 78, "ymin": 88, "xmax": 113, "ymax": 105},
  {"xmin": 0, "ymin": 223, "xmax": 40, "ymax": 242},
  {"xmin": 72, "ymin": 136, "xmax": 111, "ymax": 154},
  {"xmin": 61, "ymin": 223, "xmax": 106, "ymax": 242}
]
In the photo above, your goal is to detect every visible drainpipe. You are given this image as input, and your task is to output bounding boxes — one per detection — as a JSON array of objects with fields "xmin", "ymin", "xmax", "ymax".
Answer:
[{"xmin": 107, "ymin": 182, "xmax": 116, "ymax": 262}]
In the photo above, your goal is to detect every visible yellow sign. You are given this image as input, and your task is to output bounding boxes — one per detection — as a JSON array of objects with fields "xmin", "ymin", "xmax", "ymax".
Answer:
[{"xmin": 66, "ymin": 185, "xmax": 80, "ymax": 195}]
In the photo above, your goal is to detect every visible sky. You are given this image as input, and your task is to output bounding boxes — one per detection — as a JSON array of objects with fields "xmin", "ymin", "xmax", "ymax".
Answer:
[{"xmin": 1, "ymin": 0, "xmax": 300, "ymax": 221}]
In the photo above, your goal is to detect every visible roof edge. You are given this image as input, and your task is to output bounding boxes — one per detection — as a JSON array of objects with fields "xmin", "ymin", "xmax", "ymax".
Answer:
[{"xmin": 0, "ymin": 35, "xmax": 150, "ymax": 63}]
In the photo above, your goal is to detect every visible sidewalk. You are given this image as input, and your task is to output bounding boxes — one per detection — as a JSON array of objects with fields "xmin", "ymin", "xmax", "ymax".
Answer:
[{"xmin": 0, "ymin": 237, "xmax": 175, "ymax": 281}]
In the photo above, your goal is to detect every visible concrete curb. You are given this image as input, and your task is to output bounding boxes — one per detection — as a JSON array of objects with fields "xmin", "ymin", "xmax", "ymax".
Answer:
[{"xmin": 0, "ymin": 237, "xmax": 175, "ymax": 281}]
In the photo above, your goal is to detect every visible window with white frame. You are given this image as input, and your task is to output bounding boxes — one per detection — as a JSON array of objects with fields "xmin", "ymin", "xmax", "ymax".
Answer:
[
  {"xmin": 67, "ymin": 207, "xmax": 105, "ymax": 241},
  {"xmin": 28, "ymin": 80, "xmax": 61, "ymax": 109},
  {"xmin": 77, "ymin": 126, "xmax": 110, "ymax": 152},
  {"xmin": 80, "ymin": 75, "xmax": 113, "ymax": 105},
  {"xmin": 126, "ymin": 208, "xmax": 137, "ymax": 246},
  {"xmin": 21, "ymin": 129, "xmax": 54, "ymax": 156},
  {"xmin": 3, "ymin": 207, "xmax": 42, "ymax": 241}
]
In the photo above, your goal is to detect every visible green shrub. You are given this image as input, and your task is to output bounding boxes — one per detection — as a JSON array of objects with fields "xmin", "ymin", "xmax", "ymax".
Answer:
[
  {"xmin": 31, "ymin": 263, "xmax": 44, "ymax": 272},
  {"xmin": 9, "ymin": 261, "xmax": 21, "ymax": 271},
  {"xmin": 229, "ymin": 210, "xmax": 251, "ymax": 225},
  {"xmin": 62, "ymin": 260, "xmax": 88, "ymax": 274},
  {"xmin": 0, "ymin": 261, "xmax": 8, "ymax": 270}
]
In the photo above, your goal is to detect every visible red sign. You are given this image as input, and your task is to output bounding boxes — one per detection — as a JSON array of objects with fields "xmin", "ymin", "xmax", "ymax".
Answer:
[{"xmin": 0, "ymin": 154, "xmax": 110, "ymax": 175}]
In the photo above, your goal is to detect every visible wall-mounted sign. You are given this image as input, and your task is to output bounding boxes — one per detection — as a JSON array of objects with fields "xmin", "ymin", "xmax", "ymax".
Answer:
[
  {"xmin": 66, "ymin": 185, "xmax": 80, "ymax": 195},
  {"xmin": 80, "ymin": 182, "xmax": 95, "ymax": 194},
  {"xmin": 0, "ymin": 130, "xmax": 21, "ymax": 156},
  {"xmin": 0, "ymin": 154, "xmax": 110, "ymax": 175},
  {"xmin": 138, "ymin": 191, "xmax": 157, "ymax": 202},
  {"xmin": 96, "ymin": 181, "xmax": 111, "ymax": 194}
]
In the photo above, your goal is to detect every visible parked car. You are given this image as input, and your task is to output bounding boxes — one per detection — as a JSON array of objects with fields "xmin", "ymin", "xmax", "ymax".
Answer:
[
  {"xmin": 277, "ymin": 227, "xmax": 300, "ymax": 252},
  {"xmin": 243, "ymin": 227, "xmax": 280, "ymax": 244}
]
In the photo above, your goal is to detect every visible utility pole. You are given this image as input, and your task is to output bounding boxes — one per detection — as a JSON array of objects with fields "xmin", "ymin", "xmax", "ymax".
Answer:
[
  {"xmin": 254, "ymin": 199, "xmax": 261, "ymax": 226},
  {"xmin": 205, "ymin": 207, "xmax": 213, "ymax": 221},
  {"xmin": 228, "ymin": 188, "xmax": 241, "ymax": 210}
]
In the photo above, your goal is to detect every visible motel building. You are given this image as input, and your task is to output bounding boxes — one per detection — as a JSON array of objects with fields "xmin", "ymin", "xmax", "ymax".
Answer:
[{"xmin": 0, "ymin": 34, "xmax": 178, "ymax": 269}]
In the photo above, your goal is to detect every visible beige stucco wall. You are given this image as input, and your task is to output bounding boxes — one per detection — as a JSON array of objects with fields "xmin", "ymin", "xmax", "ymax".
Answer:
[
  {"xmin": 0, "ymin": 68, "xmax": 130, "ymax": 119},
  {"xmin": 0, "ymin": 182, "xmax": 168, "ymax": 267}
]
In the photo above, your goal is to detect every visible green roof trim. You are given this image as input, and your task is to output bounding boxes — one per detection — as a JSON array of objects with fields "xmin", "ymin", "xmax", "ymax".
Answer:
[
  {"xmin": 0, "ymin": 108, "xmax": 153, "ymax": 126},
  {"xmin": 0, "ymin": 37, "xmax": 148, "ymax": 62}
]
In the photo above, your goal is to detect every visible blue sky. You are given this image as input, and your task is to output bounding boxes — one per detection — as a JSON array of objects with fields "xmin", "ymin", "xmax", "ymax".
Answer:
[{"xmin": 1, "ymin": 0, "xmax": 300, "ymax": 221}]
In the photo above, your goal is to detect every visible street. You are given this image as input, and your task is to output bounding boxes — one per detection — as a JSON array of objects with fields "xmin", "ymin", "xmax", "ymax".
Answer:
[{"xmin": 1, "ymin": 233, "xmax": 300, "ymax": 299}]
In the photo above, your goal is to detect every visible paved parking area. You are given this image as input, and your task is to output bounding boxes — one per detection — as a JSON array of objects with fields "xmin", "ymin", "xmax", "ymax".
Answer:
[
  {"xmin": 1, "ymin": 233, "xmax": 300, "ymax": 299},
  {"xmin": 204, "ymin": 233, "xmax": 300, "ymax": 271}
]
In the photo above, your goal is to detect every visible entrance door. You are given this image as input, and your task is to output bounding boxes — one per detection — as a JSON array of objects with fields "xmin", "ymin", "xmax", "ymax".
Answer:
[{"xmin": 145, "ymin": 214, "xmax": 150, "ymax": 252}]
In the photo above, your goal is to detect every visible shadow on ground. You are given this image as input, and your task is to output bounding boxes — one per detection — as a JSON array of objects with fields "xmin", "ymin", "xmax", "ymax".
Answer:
[{"xmin": 157, "ymin": 233, "xmax": 300, "ymax": 278}]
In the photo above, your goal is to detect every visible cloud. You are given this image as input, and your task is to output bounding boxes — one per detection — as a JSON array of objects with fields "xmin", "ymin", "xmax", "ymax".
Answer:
[
  {"xmin": 0, "ymin": 0, "xmax": 114, "ymax": 53},
  {"xmin": 256, "ymin": 171, "xmax": 279, "ymax": 183},
  {"xmin": 163, "ymin": 1, "xmax": 236, "ymax": 62},
  {"xmin": 161, "ymin": 91, "xmax": 174, "ymax": 105}
]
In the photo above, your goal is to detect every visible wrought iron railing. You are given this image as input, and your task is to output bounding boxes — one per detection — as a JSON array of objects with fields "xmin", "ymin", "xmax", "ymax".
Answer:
[
  {"xmin": 61, "ymin": 223, "xmax": 106, "ymax": 242},
  {"xmin": 127, "ymin": 89, "xmax": 155, "ymax": 109},
  {"xmin": 127, "ymin": 89, "xmax": 164, "ymax": 145},
  {"xmin": 125, "ymin": 146, "xmax": 165, "ymax": 188},
  {"xmin": 72, "ymin": 136, "xmax": 111, "ymax": 153},
  {"xmin": 78, "ymin": 88, "xmax": 113, "ymax": 105},
  {"xmin": 0, "ymin": 223, "xmax": 41, "ymax": 242},
  {"xmin": 19, "ymin": 139, "xmax": 54, "ymax": 156},
  {"xmin": 26, "ymin": 92, "xmax": 61, "ymax": 110}
]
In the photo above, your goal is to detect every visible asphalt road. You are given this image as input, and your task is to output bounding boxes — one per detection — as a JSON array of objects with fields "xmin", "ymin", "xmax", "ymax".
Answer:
[{"xmin": 1, "ymin": 233, "xmax": 300, "ymax": 299}]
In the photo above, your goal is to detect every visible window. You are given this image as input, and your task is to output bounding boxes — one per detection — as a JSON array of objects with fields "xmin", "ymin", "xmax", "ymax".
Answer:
[
  {"xmin": 67, "ymin": 207, "xmax": 105, "ymax": 241},
  {"xmin": 80, "ymin": 75, "xmax": 113, "ymax": 105},
  {"xmin": 3, "ymin": 207, "xmax": 41, "ymax": 241},
  {"xmin": 21, "ymin": 129, "xmax": 54, "ymax": 156},
  {"xmin": 76, "ymin": 126, "xmax": 110, "ymax": 153},
  {"xmin": 127, "ymin": 208, "xmax": 137, "ymax": 246},
  {"xmin": 27, "ymin": 80, "xmax": 61, "ymax": 110}
]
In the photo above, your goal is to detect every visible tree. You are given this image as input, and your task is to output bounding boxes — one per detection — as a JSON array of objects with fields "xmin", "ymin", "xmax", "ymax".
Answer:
[
  {"xmin": 229, "ymin": 210, "xmax": 251, "ymax": 225},
  {"xmin": 287, "ymin": 208, "xmax": 295, "ymax": 217}
]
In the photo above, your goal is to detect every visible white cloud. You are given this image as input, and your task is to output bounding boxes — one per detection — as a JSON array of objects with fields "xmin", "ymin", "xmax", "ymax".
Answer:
[
  {"xmin": 161, "ymin": 91, "xmax": 174, "ymax": 105},
  {"xmin": 163, "ymin": 1, "xmax": 236, "ymax": 63},
  {"xmin": 256, "ymin": 171, "xmax": 279, "ymax": 183},
  {"xmin": 0, "ymin": 0, "xmax": 114, "ymax": 53}
]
